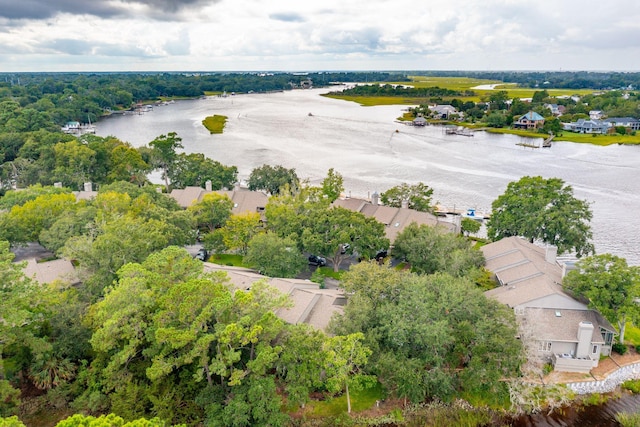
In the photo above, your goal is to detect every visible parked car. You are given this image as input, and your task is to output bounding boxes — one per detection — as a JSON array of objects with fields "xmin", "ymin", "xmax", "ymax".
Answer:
[
  {"xmin": 375, "ymin": 250, "xmax": 388, "ymax": 261},
  {"xmin": 340, "ymin": 243, "xmax": 351, "ymax": 254},
  {"xmin": 195, "ymin": 248, "xmax": 208, "ymax": 261},
  {"xmin": 308, "ymin": 254, "xmax": 327, "ymax": 266}
]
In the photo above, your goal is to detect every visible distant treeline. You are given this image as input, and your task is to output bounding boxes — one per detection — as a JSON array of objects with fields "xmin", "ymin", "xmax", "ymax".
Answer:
[
  {"xmin": 328, "ymin": 83, "xmax": 472, "ymax": 98},
  {"xmin": 0, "ymin": 72, "xmax": 408, "ymax": 125},
  {"xmin": 410, "ymin": 70, "xmax": 640, "ymax": 90}
]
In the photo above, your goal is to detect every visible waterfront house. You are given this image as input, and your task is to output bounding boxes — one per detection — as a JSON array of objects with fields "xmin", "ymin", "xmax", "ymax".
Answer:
[
  {"xmin": 169, "ymin": 184, "xmax": 268, "ymax": 217},
  {"xmin": 522, "ymin": 307, "xmax": 615, "ymax": 373},
  {"xmin": 544, "ymin": 103, "xmax": 565, "ymax": 117},
  {"xmin": 332, "ymin": 194, "xmax": 459, "ymax": 243},
  {"xmin": 563, "ymin": 119, "xmax": 609, "ymax": 134},
  {"xmin": 482, "ymin": 237, "xmax": 615, "ymax": 373},
  {"xmin": 604, "ymin": 117, "xmax": 640, "ymax": 132},
  {"xmin": 428, "ymin": 104, "xmax": 458, "ymax": 120},
  {"xmin": 203, "ymin": 264, "xmax": 345, "ymax": 331},
  {"xmin": 589, "ymin": 110, "xmax": 604, "ymax": 120},
  {"xmin": 513, "ymin": 111, "xmax": 545, "ymax": 130}
]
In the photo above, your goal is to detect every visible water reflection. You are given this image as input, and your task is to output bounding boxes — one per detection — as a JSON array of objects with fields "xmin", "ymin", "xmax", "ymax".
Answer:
[
  {"xmin": 95, "ymin": 89, "xmax": 640, "ymax": 265},
  {"xmin": 508, "ymin": 393, "xmax": 640, "ymax": 426}
]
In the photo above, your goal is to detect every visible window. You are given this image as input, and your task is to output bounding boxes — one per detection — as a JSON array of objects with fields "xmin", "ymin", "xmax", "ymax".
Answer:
[
  {"xmin": 593, "ymin": 345, "xmax": 598, "ymax": 354},
  {"xmin": 538, "ymin": 341, "xmax": 552, "ymax": 352}
]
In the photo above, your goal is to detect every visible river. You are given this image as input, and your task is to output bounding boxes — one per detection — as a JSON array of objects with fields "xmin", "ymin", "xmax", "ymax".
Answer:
[{"xmin": 95, "ymin": 88, "xmax": 640, "ymax": 266}]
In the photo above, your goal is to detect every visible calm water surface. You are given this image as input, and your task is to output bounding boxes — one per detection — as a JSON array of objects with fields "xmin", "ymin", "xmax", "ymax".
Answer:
[{"xmin": 96, "ymin": 88, "xmax": 640, "ymax": 265}]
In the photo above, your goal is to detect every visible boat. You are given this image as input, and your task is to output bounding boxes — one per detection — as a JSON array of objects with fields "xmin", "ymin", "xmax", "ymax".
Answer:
[{"xmin": 462, "ymin": 208, "xmax": 484, "ymax": 221}]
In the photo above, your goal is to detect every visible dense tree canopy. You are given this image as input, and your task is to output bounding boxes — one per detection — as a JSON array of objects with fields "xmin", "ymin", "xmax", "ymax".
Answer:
[
  {"xmin": 244, "ymin": 232, "xmax": 306, "ymax": 278},
  {"xmin": 487, "ymin": 176, "xmax": 594, "ymax": 257},
  {"xmin": 331, "ymin": 262, "xmax": 522, "ymax": 404},
  {"xmin": 380, "ymin": 182, "xmax": 434, "ymax": 213},
  {"xmin": 563, "ymin": 254, "xmax": 640, "ymax": 343},
  {"xmin": 301, "ymin": 206, "xmax": 389, "ymax": 272},
  {"xmin": 248, "ymin": 164, "xmax": 299, "ymax": 196},
  {"xmin": 393, "ymin": 223, "xmax": 485, "ymax": 277}
]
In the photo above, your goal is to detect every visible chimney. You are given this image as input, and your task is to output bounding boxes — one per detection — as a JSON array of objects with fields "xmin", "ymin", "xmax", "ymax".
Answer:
[
  {"xmin": 576, "ymin": 321, "xmax": 594, "ymax": 359},
  {"xmin": 54, "ymin": 182, "xmax": 63, "ymax": 188},
  {"xmin": 545, "ymin": 245, "xmax": 557, "ymax": 264},
  {"xmin": 371, "ymin": 191, "xmax": 379, "ymax": 206},
  {"xmin": 83, "ymin": 182, "xmax": 92, "ymax": 192},
  {"xmin": 401, "ymin": 199, "xmax": 409, "ymax": 209},
  {"xmin": 205, "ymin": 180, "xmax": 212, "ymax": 191}
]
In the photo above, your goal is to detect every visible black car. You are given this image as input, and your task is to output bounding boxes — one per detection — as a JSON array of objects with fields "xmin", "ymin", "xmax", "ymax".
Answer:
[
  {"xmin": 195, "ymin": 248, "xmax": 208, "ymax": 261},
  {"xmin": 308, "ymin": 254, "xmax": 327, "ymax": 266}
]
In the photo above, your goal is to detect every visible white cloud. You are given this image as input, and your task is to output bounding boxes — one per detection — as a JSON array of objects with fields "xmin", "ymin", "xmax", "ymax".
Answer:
[{"xmin": 0, "ymin": 0, "xmax": 638, "ymax": 71}]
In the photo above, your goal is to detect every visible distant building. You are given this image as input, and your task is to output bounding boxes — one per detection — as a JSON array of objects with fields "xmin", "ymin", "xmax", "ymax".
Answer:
[
  {"xmin": 563, "ymin": 119, "xmax": 609, "ymax": 134},
  {"xmin": 428, "ymin": 104, "xmax": 458, "ymax": 120},
  {"xmin": 482, "ymin": 237, "xmax": 615, "ymax": 373},
  {"xmin": 332, "ymin": 195, "xmax": 458, "ymax": 243},
  {"xmin": 513, "ymin": 111, "xmax": 545, "ymax": 130}
]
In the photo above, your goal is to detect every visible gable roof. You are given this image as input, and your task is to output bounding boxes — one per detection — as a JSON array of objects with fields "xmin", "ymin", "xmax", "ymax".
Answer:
[
  {"xmin": 23, "ymin": 258, "xmax": 79, "ymax": 285},
  {"xmin": 524, "ymin": 307, "xmax": 615, "ymax": 344},
  {"xmin": 332, "ymin": 197, "xmax": 458, "ymax": 242},
  {"xmin": 169, "ymin": 187, "xmax": 268, "ymax": 215},
  {"xmin": 482, "ymin": 237, "xmax": 577, "ymax": 308},
  {"xmin": 519, "ymin": 111, "xmax": 545, "ymax": 121},
  {"xmin": 169, "ymin": 186, "xmax": 208, "ymax": 208},
  {"xmin": 202, "ymin": 264, "xmax": 344, "ymax": 331}
]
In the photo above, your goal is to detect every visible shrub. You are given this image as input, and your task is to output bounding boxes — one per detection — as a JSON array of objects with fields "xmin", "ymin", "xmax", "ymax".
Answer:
[
  {"xmin": 622, "ymin": 379, "xmax": 640, "ymax": 394},
  {"xmin": 613, "ymin": 343, "xmax": 628, "ymax": 355}
]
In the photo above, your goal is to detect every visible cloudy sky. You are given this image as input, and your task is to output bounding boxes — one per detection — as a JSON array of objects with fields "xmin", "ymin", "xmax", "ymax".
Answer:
[{"xmin": 1, "ymin": 0, "xmax": 638, "ymax": 72}]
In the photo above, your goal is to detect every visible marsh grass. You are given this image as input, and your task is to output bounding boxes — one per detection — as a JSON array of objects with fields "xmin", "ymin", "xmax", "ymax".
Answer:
[{"xmin": 202, "ymin": 114, "xmax": 228, "ymax": 134}]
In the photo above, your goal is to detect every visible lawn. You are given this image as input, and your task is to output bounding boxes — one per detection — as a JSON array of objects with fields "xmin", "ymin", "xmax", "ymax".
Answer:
[
  {"xmin": 303, "ymin": 382, "xmax": 385, "ymax": 418},
  {"xmin": 208, "ymin": 253, "xmax": 246, "ymax": 267},
  {"xmin": 202, "ymin": 114, "xmax": 228, "ymax": 134},
  {"xmin": 325, "ymin": 76, "xmax": 597, "ymax": 106},
  {"xmin": 625, "ymin": 323, "xmax": 640, "ymax": 346},
  {"xmin": 553, "ymin": 132, "xmax": 640, "ymax": 146}
]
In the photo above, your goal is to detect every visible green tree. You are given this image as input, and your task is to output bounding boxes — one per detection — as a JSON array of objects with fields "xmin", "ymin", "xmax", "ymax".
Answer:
[
  {"xmin": 107, "ymin": 144, "xmax": 149, "ymax": 185},
  {"xmin": 244, "ymin": 233, "xmax": 306, "ymax": 278},
  {"xmin": 487, "ymin": 176, "xmax": 594, "ymax": 257},
  {"xmin": 323, "ymin": 333, "xmax": 374, "ymax": 414},
  {"xmin": 52, "ymin": 140, "xmax": 97, "ymax": 189},
  {"xmin": 248, "ymin": 164, "xmax": 298, "ymax": 196},
  {"xmin": 169, "ymin": 153, "xmax": 237, "ymax": 190},
  {"xmin": 0, "ymin": 416, "xmax": 26, "ymax": 427},
  {"xmin": 0, "ymin": 241, "xmax": 52, "ymax": 415},
  {"xmin": 532, "ymin": 90, "xmax": 550, "ymax": 104},
  {"xmin": 563, "ymin": 254, "xmax": 640, "ymax": 344},
  {"xmin": 275, "ymin": 324, "xmax": 327, "ymax": 408},
  {"xmin": 301, "ymin": 206, "xmax": 389, "ymax": 272},
  {"xmin": 393, "ymin": 223, "xmax": 484, "ymax": 277},
  {"xmin": 486, "ymin": 112, "xmax": 506, "ymax": 128},
  {"xmin": 0, "ymin": 192, "xmax": 77, "ymax": 244},
  {"xmin": 331, "ymin": 262, "xmax": 522, "ymax": 405},
  {"xmin": 54, "ymin": 413, "xmax": 179, "ymax": 427},
  {"xmin": 149, "ymin": 132, "xmax": 183, "ymax": 192},
  {"xmin": 216, "ymin": 212, "xmax": 262, "ymax": 255},
  {"xmin": 39, "ymin": 206, "xmax": 97, "ymax": 254},
  {"xmin": 0, "ymin": 184, "xmax": 72, "ymax": 210},
  {"xmin": 187, "ymin": 192, "xmax": 233, "ymax": 233},
  {"xmin": 461, "ymin": 217, "xmax": 481, "ymax": 236},
  {"xmin": 321, "ymin": 168, "xmax": 344, "ymax": 202},
  {"xmin": 380, "ymin": 182, "xmax": 434, "ymax": 213}
]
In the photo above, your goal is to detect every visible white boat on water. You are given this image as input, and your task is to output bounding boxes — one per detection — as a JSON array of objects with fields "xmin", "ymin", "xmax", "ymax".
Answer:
[
  {"xmin": 61, "ymin": 120, "xmax": 96, "ymax": 135},
  {"xmin": 462, "ymin": 208, "xmax": 485, "ymax": 221}
]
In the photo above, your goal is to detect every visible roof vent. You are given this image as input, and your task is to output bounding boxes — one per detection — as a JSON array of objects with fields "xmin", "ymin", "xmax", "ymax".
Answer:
[{"xmin": 555, "ymin": 310, "xmax": 561, "ymax": 317}]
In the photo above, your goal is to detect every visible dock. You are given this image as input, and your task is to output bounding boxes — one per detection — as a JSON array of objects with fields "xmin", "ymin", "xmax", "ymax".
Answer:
[{"xmin": 444, "ymin": 126, "xmax": 474, "ymax": 137}]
